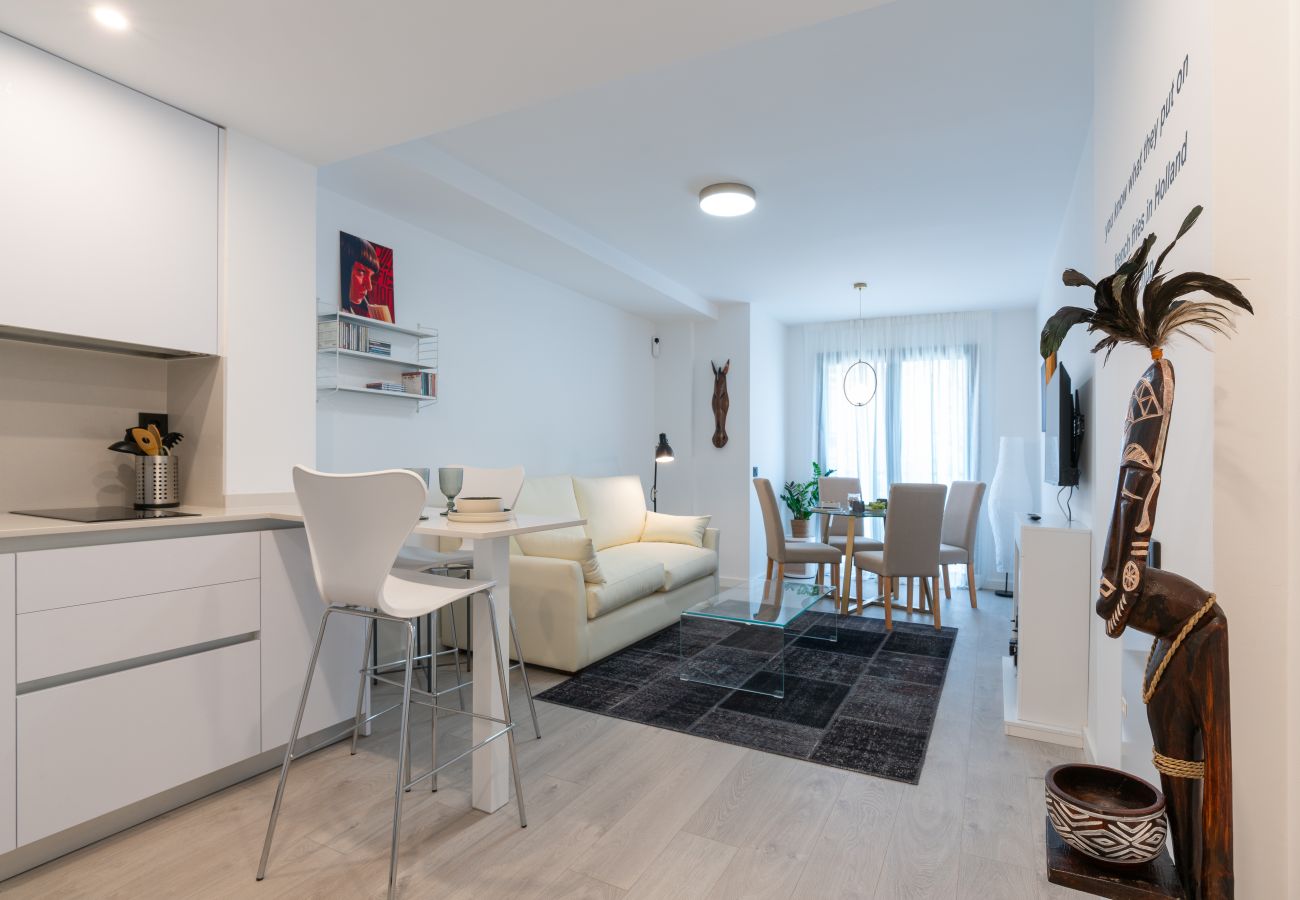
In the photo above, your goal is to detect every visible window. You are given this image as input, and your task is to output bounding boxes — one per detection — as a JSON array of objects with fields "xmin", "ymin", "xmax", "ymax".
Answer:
[{"xmin": 818, "ymin": 345, "xmax": 977, "ymax": 504}]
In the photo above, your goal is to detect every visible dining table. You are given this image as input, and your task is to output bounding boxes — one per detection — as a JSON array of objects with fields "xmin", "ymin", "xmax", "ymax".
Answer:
[
  {"xmin": 811, "ymin": 504, "xmax": 885, "ymax": 614},
  {"xmin": 405, "ymin": 510, "xmax": 584, "ymax": 813}
]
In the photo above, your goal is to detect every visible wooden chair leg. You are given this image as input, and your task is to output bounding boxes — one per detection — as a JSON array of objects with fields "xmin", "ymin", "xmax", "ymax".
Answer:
[
  {"xmin": 855, "ymin": 567, "xmax": 863, "ymax": 609},
  {"xmin": 942, "ymin": 565, "xmax": 952, "ymax": 600},
  {"xmin": 966, "ymin": 562, "xmax": 978, "ymax": 608},
  {"xmin": 931, "ymin": 576, "xmax": 942, "ymax": 630},
  {"xmin": 776, "ymin": 563, "xmax": 785, "ymax": 584},
  {"xmin": 765, "ymin": 558, "xmax": 774, "ymax": 582},
  {"xmin": 883, "ymin": 577, "xmax": 893, "ymax": 630},
  {"xmin": 816, "ymin": 562, "xmax": 825, "ymax": 586},
  {"xmin": 907, "ymin": 578, "xmax": 915, "ymax": 613}
]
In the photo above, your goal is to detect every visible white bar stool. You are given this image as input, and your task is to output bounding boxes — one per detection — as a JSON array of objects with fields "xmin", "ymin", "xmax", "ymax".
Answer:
[{"xmin": 257, "ymin": 467, "xmax": 526, "ymax": 900}]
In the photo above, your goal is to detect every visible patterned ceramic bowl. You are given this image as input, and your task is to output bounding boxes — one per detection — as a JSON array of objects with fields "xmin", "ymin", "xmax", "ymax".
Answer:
[{"xmin": 1045, "ymin": 764, "xmax": 1167, "ymax": 865}]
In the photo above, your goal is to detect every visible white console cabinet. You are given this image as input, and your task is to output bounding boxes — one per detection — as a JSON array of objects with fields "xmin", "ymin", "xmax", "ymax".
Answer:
[{"xmin": 1003, "ymin": 515, "xmax": 1091, "ymax": 747}]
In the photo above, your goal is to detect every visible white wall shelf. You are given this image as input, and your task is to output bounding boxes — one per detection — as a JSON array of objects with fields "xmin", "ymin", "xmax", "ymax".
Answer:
[
  {"xmin": 317, "ymin": 347, "xmax": 435, "ymax": 370},
  {"xmin": 316, "ymin": 303, "xmax": 438, "ymax": 411},
  {"xmin": 335, "ymin": 385, "xmax": 437, "ymax": 402}
]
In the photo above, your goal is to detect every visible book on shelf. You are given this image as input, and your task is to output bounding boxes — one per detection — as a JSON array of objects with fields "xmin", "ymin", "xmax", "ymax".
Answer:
[
  {"xmin": 401, "ymin": 371, "xmax": 436, "ymax": 398},
  {"xmin": 365, "ymin": 381, "xmax": 406, "ymax": 393}
]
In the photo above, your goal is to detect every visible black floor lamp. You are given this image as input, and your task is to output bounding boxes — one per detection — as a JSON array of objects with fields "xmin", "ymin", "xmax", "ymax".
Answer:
[{"xmin": 652, "ymin": 433, "xmax": 674, "ymax": 511}]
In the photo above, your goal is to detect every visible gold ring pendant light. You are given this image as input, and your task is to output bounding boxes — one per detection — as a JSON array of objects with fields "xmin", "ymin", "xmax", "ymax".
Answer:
[{"xmin": 843, "ymin": 282, "xmax": 878, "ymax": 407}]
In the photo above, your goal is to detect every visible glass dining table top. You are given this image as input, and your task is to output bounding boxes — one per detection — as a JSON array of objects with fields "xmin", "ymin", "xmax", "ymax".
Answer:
[
  {"xmin": 682, "ymin": 579, "xmax": 834, "ymax": 629},
  {"xmin": 811, "ymin": 504, "xmax": 886, "ymax": 518}
]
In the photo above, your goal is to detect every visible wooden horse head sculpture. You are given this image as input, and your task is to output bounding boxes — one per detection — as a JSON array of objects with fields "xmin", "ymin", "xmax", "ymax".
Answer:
[{"xmin": 711, "ymin": 360, "xmax": 730, "ymax": 449}]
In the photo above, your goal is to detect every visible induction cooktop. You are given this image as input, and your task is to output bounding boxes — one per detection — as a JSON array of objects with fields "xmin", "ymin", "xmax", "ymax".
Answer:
[{"xmin": 11, "ymin": 507, "xmax": 199, "ymax": 523}]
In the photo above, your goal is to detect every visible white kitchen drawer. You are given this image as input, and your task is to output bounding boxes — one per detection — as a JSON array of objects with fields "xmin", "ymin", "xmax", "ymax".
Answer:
[
  {"xmin": 16, "ymin": 532, "xmax": 259, "ymax": 614},
  {"xmin": 17, "ymin": 640, "xmax": 261, "ymax": 846},
  {"xmin": 17, "ymin": 579, "xmax": 260, "ymax": 684}
]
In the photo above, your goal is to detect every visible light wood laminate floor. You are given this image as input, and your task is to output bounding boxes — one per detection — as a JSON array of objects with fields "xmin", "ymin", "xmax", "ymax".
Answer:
[{"xmin": 3, "ymin": 586, "xmax": 1089, "ymax": 899}]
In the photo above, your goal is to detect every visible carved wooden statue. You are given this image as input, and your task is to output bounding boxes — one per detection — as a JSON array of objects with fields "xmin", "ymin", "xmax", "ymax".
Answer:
[
  {"xmin": 1042, "ymin": 206, "xmax": 1252, "ymax": 900},
  {"xmin": 711, "ymin": 360, "xmax": 730, "ymax": 448}
]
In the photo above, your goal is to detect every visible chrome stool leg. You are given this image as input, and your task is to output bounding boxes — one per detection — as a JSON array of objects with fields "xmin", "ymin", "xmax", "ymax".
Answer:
[
  {"xmin": 351, "ymin": 617, "xmax": 375, "ymax": 755},
  {"xmin": 446, "ymin": 602, "xmax": 467, "ymax": 710},
  {"xmin": 509, "ymin": 610, "xmax": 541, "ymax": 739},
  {"xmin": 485, "ymin": 592, "xmax": 527, "ymax": 828},
  {"xmin": 388, "ymin": 621, "xmax": 417, "ymax": 900},
  {"xmin": 258, "ymin": 607, "xmax": 334, "ymax": 881}
]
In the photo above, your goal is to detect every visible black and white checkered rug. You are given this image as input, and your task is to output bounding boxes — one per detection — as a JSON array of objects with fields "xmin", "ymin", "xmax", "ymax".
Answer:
[{"xmin": 536, "ymin": 612, "xmax": 956, "ymax": 784}]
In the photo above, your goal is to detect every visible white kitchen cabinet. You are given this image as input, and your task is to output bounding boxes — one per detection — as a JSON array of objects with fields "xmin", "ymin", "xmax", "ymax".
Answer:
[
  {"xmin": 259, "ymin": 529, "xmax": 364, "ymax": 752},
  {"xmin": 1003, "ymin": 514, "xmax": 1092, "ymax": 747},
  {"xmin": 0, "ymin": 555, "xmax": 14, "ymax": 854},
  {"xmin": 17, "ymin": 640, "xmax": 260, "ymax": 845},
  {"xmin": 0, "ymin": 33, "xmax": 218, "ymax": 355}
]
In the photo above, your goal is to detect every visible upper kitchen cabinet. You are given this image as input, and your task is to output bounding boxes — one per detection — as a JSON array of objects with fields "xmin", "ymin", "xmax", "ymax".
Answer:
[{"xmin": 0, "ymin": 34, "xmax": 219, "ymax": 356}]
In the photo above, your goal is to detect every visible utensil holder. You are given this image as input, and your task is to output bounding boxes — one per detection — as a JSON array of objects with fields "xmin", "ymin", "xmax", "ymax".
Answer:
[{"xmin": 135, "ymin": 456, "xmax": 180, "ymax": 509}]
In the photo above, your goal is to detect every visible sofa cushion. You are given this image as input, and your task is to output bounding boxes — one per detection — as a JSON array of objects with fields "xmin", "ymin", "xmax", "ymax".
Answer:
[
  {"xmin": 573, "ymin": 475, "xmax": 647, "ymax": 551},
  {"xmin": 585, "ymin": 544, "xmax": 665, "ymax": 619},
  {"xmin": 605, "ymin": 541, "xmax": 718, "ymax": 592},
  {"xmin": 640, "ymin": 511, "xmax": 711, "ymax": 548},
  {"xmin": 518, "ymin": 533, "xmax": 605, "ymax": 584},
  {"xmin": 512, "ymin": 475, "xmax": 585, "ymax": 555}
]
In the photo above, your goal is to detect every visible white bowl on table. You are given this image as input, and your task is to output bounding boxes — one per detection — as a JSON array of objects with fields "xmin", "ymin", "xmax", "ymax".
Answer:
[{"xmin": 457, "ymin": 496, "xmax": 504, "ymax": 514}]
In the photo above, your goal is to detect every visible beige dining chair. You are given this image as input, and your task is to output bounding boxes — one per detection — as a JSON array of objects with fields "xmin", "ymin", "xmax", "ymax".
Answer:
[
  {"xmin": 939, "ymin": 480, "xmax": 986, "ymax": 608},
  {"xmin": 818, "ymin": 476, "xmax": 884, "ymax": 555},
  {"xmin": 852, "ymin": 483, "xmax": 948, "ymax": 630},
  {"xmin": 754, "ymin": 478, "xmax": 844, "ymax": 589}
]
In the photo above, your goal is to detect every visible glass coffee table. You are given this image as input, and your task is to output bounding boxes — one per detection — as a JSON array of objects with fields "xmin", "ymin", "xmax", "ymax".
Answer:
[{"xmin": 678, "ymin": 579, "xmax": 837, "ymax": 699}]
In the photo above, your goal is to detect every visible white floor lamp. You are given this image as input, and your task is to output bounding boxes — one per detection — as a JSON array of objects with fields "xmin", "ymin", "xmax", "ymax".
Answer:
[{"xmin": 987, "ymin": 436, "xmax": 1034, "ymax": 597}]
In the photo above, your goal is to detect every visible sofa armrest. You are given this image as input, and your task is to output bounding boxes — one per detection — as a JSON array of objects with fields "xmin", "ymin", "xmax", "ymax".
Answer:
[
  {"xmin": 702, "ymin": 527, "xmax": 720, "ymax": 552},
  {"xmin": 507, "ymin": 555, "xmax": 591, "ymax": 672}
]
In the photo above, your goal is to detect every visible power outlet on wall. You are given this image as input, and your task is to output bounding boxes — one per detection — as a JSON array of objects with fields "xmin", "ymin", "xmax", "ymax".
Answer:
[
  {"xmin": 753, "ymin": 466, "xmax": 758, "ymax": 477},
  {"xmin": 138, "ymin": 412, "xmax": 168, "ymax": 433}
]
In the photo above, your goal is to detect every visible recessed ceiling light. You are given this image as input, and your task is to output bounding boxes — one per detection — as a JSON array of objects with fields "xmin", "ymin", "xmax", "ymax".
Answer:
[
  {"xmin": 699, "ymin": 183, "xmax": 756, "ymax": 217},
  {"xmin": 92, "ymin": 6, "xmax": 130, "ymax": 31}
]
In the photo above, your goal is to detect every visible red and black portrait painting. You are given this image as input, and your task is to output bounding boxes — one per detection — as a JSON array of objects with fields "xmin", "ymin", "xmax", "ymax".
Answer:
[{"xmin": 339, "ymin": 231, "xmax": 395, "ymax": 322}]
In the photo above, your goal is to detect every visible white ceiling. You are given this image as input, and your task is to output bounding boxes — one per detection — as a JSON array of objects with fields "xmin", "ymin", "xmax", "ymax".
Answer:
[
  {"xmin": 2, "ymin": 0, "xmax": 1092, "ymax": 323},
  {"xmin": 323, "ymin": 0, "xmax": 1094, "ymax": 322},
  {"xmin": 0, "ymin": 0, "xmax": 893, "ymax": 164}
]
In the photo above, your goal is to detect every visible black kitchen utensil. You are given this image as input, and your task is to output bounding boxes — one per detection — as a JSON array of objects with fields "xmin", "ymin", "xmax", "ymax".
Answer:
[
  {"xmin": 108, "ymin": 440, "xmax": 145, "ymax": 455},
  {"xmin": 161, "ymin": 432, "xmax": 184, "ymax": 450}
]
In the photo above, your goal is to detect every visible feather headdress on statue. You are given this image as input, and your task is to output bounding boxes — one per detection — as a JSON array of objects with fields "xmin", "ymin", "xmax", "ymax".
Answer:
[{"xmin": 1039, "ymin": 206, "xmax": 1253, "ymax": 381}]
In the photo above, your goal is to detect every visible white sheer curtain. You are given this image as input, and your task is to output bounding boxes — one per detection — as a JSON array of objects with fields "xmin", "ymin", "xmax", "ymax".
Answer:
[{"xmin": 790, "ymin": 312, "xmax": 995, "ymax": 584}]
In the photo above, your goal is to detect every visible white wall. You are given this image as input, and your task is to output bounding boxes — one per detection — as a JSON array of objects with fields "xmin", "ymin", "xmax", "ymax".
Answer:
[
  {"xmin": 316, "ymin": 189, "xmax": 655, "ymax": 488},
  {"xmin": 222, "ymin": 131, "xmax": 318, "ymax": 498},
  {"xmin": 1208, "ymin": 0, "xmax": 1296, "ymax": 893},
  {"xmin": 651, "ymin": 304, "xmax": 756, "ymax": 582},
  {"xmin": 1041, "ymin": 2, "xmax": 1298, "ymax": 893},
  {"xmin": 1055, "ymin": 0, "xmax": 1213, "ymax": 788}
]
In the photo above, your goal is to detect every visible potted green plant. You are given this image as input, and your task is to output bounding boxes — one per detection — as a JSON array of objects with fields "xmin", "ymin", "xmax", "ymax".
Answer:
[{"xmin": 780, "ymin": 462, "xmax": 835, "ymax": 539}]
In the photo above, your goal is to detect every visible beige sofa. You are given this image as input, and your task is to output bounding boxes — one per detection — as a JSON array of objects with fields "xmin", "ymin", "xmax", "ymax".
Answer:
[{"xmin": 443, "ymin": 474, "xmax": 719, "ymax": 672}]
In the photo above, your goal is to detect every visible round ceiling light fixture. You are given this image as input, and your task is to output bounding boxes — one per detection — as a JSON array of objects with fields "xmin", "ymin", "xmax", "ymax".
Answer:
[
  {"xmin": 92, "ymin": 6, "xmax": 130, "ymax": 31},
  {"xmin": 698, "ymin": 182, "xmax": 756, "ymax": 217}
]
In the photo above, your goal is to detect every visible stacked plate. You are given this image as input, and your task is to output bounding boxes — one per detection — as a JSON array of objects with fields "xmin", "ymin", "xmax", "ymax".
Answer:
[{"xmin": 447, "ymin": 496, "xmax": 512, "ymax": 523}]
